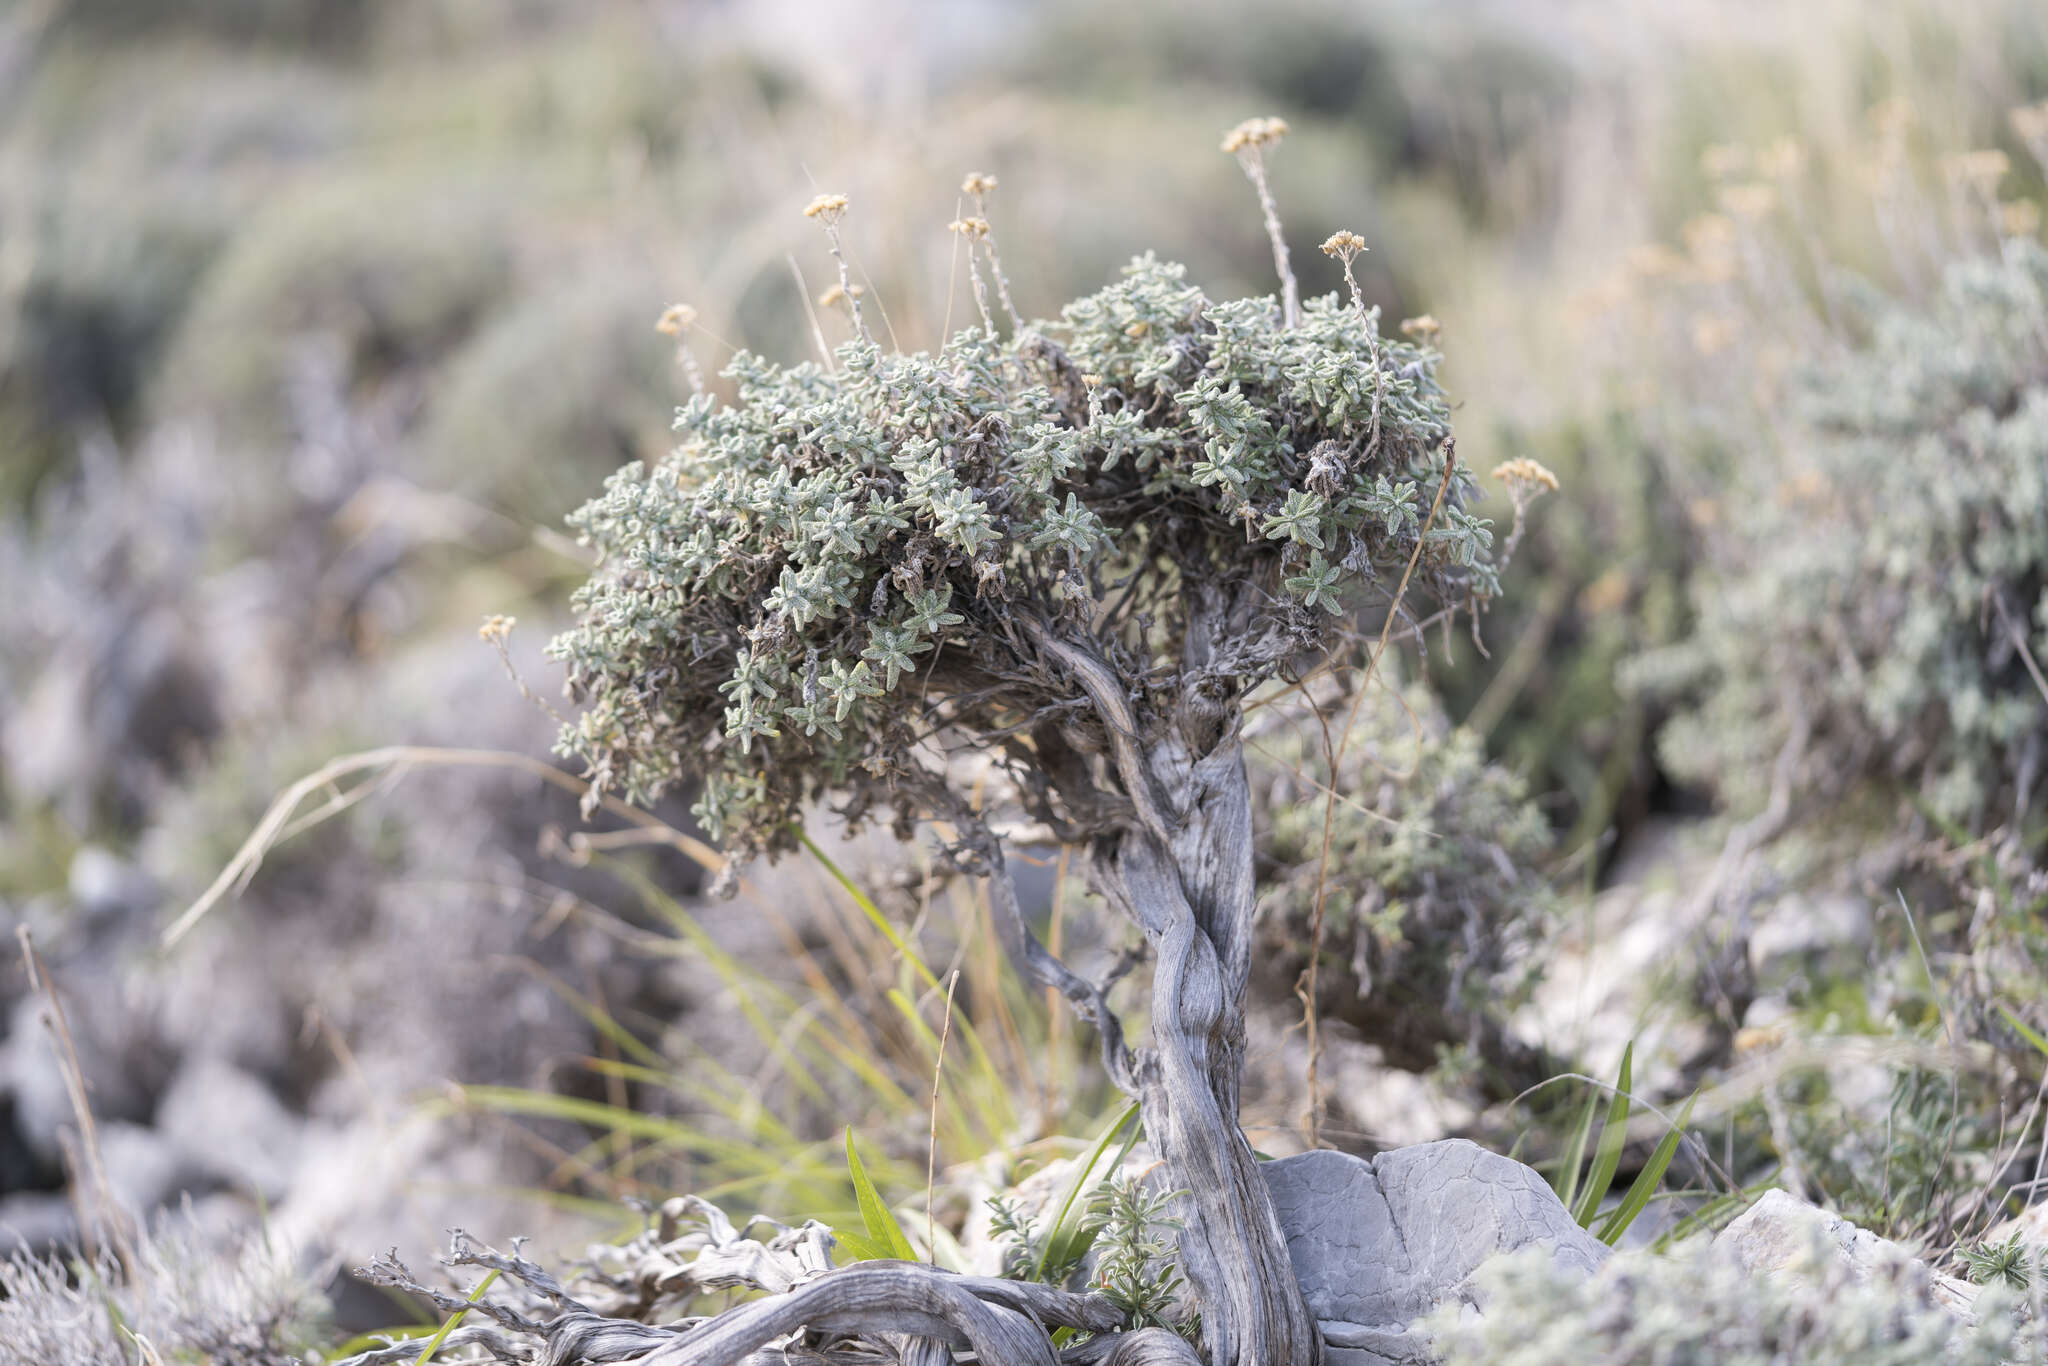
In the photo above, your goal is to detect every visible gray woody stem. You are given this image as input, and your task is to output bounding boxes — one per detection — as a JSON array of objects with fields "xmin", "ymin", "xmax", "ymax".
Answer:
[{"xmin": 1006, "ymin": 621, "xmax": 1322, "ymax": 1366}]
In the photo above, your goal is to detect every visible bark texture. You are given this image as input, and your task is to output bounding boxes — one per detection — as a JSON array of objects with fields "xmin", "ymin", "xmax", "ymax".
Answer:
[
  {"xmin": 1017, "ymin": 612, "xmax": 1321, "ymax": 1366},
  {"xmin": 1092, "ymin": 735, "xmax": 1321, "ymax": 1366}
]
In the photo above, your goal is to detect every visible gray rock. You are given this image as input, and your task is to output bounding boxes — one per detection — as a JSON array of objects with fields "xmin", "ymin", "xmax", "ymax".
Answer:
[
  {"xmin": 155, "ymin": 1057, "xmax": 301, "ymax": 1202},
  {"xmin": 98, "ymin": 1120, "xmax": 207, "ymax": 1212},
  {"xmin": 1714, "ymin": 1188, "xmax": 1977, "ymax": 1317},
  {"xmin": 1747, "ymin": 893, "xmax": 1871, "ymax": 981},
  {"xmin": 1264, "ymin": 1140, "xmax": 1609, "ymax": 1366},
  {"xmin": 67, "ymin": 846, "xmax": 158, "ymax": 926},
  {"xmin": 0, "ymin": 1192, "xmax": 77, "ymax": 1255}
]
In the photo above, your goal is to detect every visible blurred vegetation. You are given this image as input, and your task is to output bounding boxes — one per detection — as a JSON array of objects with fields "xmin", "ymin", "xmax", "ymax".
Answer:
[
  {"xmin": 1435, "ymin": 1240, "xmax": 2037, "ymax": 1365},
  {"xmin": 1247, "ymin": 677, "xmax": 1560, "ymax": 1093}
]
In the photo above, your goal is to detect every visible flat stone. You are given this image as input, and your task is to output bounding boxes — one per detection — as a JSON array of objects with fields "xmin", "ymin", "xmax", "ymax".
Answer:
[
  {"xmin": 1714, "ymin": 1188, "xmax": 1976, "ymax": 1317},
  {"xmin": 1264, "ymin": 1139, "xmax": 1609, "ymax": 1366}
]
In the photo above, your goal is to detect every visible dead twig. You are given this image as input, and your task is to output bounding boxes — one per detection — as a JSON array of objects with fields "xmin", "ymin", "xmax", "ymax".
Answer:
[{"xmin": 16, "ymin": 927, "xmax": 140, "ymax": 1278}]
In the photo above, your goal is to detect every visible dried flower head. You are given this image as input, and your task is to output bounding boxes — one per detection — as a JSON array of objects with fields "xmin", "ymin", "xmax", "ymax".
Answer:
[
  {"xmin": 803, "ymin": 192, "xmax": 850, "ymax": 220},
  {"xmin": 817, "ymin": 283, "xmax": 866, "ymax": 308},
  {"xmin": 1491, "ymin": 458, "xmax": 1559, "ymax": 494},
  {"xmin": 1223, "ymin": 115, "xmax": 1302, "ymax": 327},
  {"xmin": 948, "ymin": 217, "xmax": 991, "ymax": 239},
  {"xmin": 478, "ymin": 613, "xmax": 517, "ymax": 646},
  {"xmin": 1488, "ymin": 456, "xmax": 1557, "ymax": 572},
  {"xmin": 1221, "ymin": 116, "xmax": 1289, "ymax": 155},
  {"xmin": 961, "ymin": 172, "xmax": 998, "ymax": 197},
  {"xmin": 1950, "ymin": 149, "xmax": 2011, "ymax": 193},
  {"xmin": 1400, "ymin": 314, "xmax": 1442, "ymax": 342},
  {"xmin": 1319, "ymin": 230, "xmax": 1368, "ymax": 260},
  {"xmin": 655, "ymin": 303, "xmax": 698, "ymax": 336}
]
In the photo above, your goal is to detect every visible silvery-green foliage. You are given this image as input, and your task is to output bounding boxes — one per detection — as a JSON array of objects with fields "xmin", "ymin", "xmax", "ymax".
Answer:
[
  {"xmin": 1433, "ymin": 1242, "xmax": 2044, "ymax": 1366},
  {"xmin": 1083, "ymin": 1170, "xmax": 1192, "ymax": 1334},
  {"xmin": 549, "ymin": 255, "xmax": 1497, "ymax": 866},
  {"xmin": 1630, "ymin": 242, "xmax": 2048, "ymax": 833},
  {"xmin": 0, "ymin": 1213, "xmax": 327, "ymax": 1366}
]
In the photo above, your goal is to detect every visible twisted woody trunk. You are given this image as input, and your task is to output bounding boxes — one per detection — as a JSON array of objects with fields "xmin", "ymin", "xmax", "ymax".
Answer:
[{"xmin": 983, "ymin": 621, "xmax": 1322, "ymax": 1366}]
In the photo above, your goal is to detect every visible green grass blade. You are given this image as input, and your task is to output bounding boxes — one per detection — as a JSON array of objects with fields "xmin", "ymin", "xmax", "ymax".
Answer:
[
  {"xmin": 1597, "ymin": 1090, "xmax": 1697, "ymax": 1245},
  {"xmin": 796, "ymin": 828, "xmax": 941, "ymax": 993},
  {"xmin": 1033, "ymin": 1099, "xmax": 1140, "ymax": 1281},
  {"xmin": 846, "ymin": 1128, "xmax": 918, "ymax": 1261},
  {"xmin": 1998, "ymin": 1004, "xmax": 2048, "ymax": 1059},
  {"xmin": 414, "ymin": 1268, "xmax": 499, "ymax": 1366},
  {"xmin": 885, "ymin": 987, "xmax": 996, "ymax": 1148},
  {"xmin": 830, "ymin": 1227, "xmax": 895, "ymax": 1262},
  {"xmin": 1572, "ymin": 1043, "xmax": 1632, "ymax": 1228},
  {"xmin": 1652, "ymin": 1178, "xmax": 1775, "ymax": 1252},
  {"xmin": 1552, "ymin": 1086, "xmax": 1599, "ymax": 1209},
  {"xmin": 605, "ymin": 859, "xmax": 832, "ymax": 1107},
  {"xmin": 507, "ymin": 960, "xmax": 665, "ymax": 1070},
  {"xmin": 452, "ymin": 1085, "xmax": 835, "ymax": 1183},
  {"xmin": 327, "ymin": 1328, "xmax": 435, "ymax": 1359}
]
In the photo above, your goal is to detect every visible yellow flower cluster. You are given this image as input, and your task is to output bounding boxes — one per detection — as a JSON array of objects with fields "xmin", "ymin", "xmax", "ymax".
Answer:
[
  {"xmin": 1399, "ymin": 314, "xmax": 1441, "ymax": 343},
  {"xmin": 1490, "ymin": 458, "xmax": 1559, "ymax": 494},
  {"xmin": 1221, "ymin": 116, "xmax": 1289, "ymax": 155},
  {"xmin": 1319, "ymin": 229, "xmax": 1368, "ymax": 259}
]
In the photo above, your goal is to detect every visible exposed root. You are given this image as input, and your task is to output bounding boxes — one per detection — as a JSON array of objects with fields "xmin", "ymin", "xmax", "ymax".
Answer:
[{"xmin": 338, "ymin": 1205, "xmax": 1144, "ymax": 1366}]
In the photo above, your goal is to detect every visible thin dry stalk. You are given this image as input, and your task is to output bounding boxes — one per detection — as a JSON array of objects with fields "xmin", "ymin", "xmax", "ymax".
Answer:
[
  {"xmin": 1297, "ymin": 700, "xmax": 1341, "ymax": 1148},
  {"xmin": 927, "ymin": 970, "xmax": 959, "ymax": 1258},
  {"xmin": 1321, "ymin": 230, "xmax": 1387, "ymax": 457},
  {"xmin": 1993, "ymin": 590, "xmax": 2048, "ymax": 707},
  {"xmin": 656, "ymin": 303, "xmax": 708, "ymax": 395},
  {"xmin": 963, "ymin": 173, "xmax": 1025, "ymax": 333},
  {"xmin": 163, "ymin": 745, "xmax": 723, "ymax": 948},
  {"xmin": 1297, "ymin": 447, "xmax": 1460, "ymax": 1142},
  {"xmin": 950, "ymin": 216, "xmax": 997, "ymax": 336},
  {"xmin": 1042, "ymin": 844, "xmax": 1071, "ymax": 1133},
  {"xmin": 788, "ymin": 254, "xmax": 837, "ymax": 370},
  {"xmin": 1225, "ymin": 118, "xmax": 1300, "ymax": 328},
  {"xmin": 803, "ymin": 194, "xmax": 873, "ymax": 345},
  {"xmin": 17, "ymin": 927, "xmax": 140, "ymax": 1277}
]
